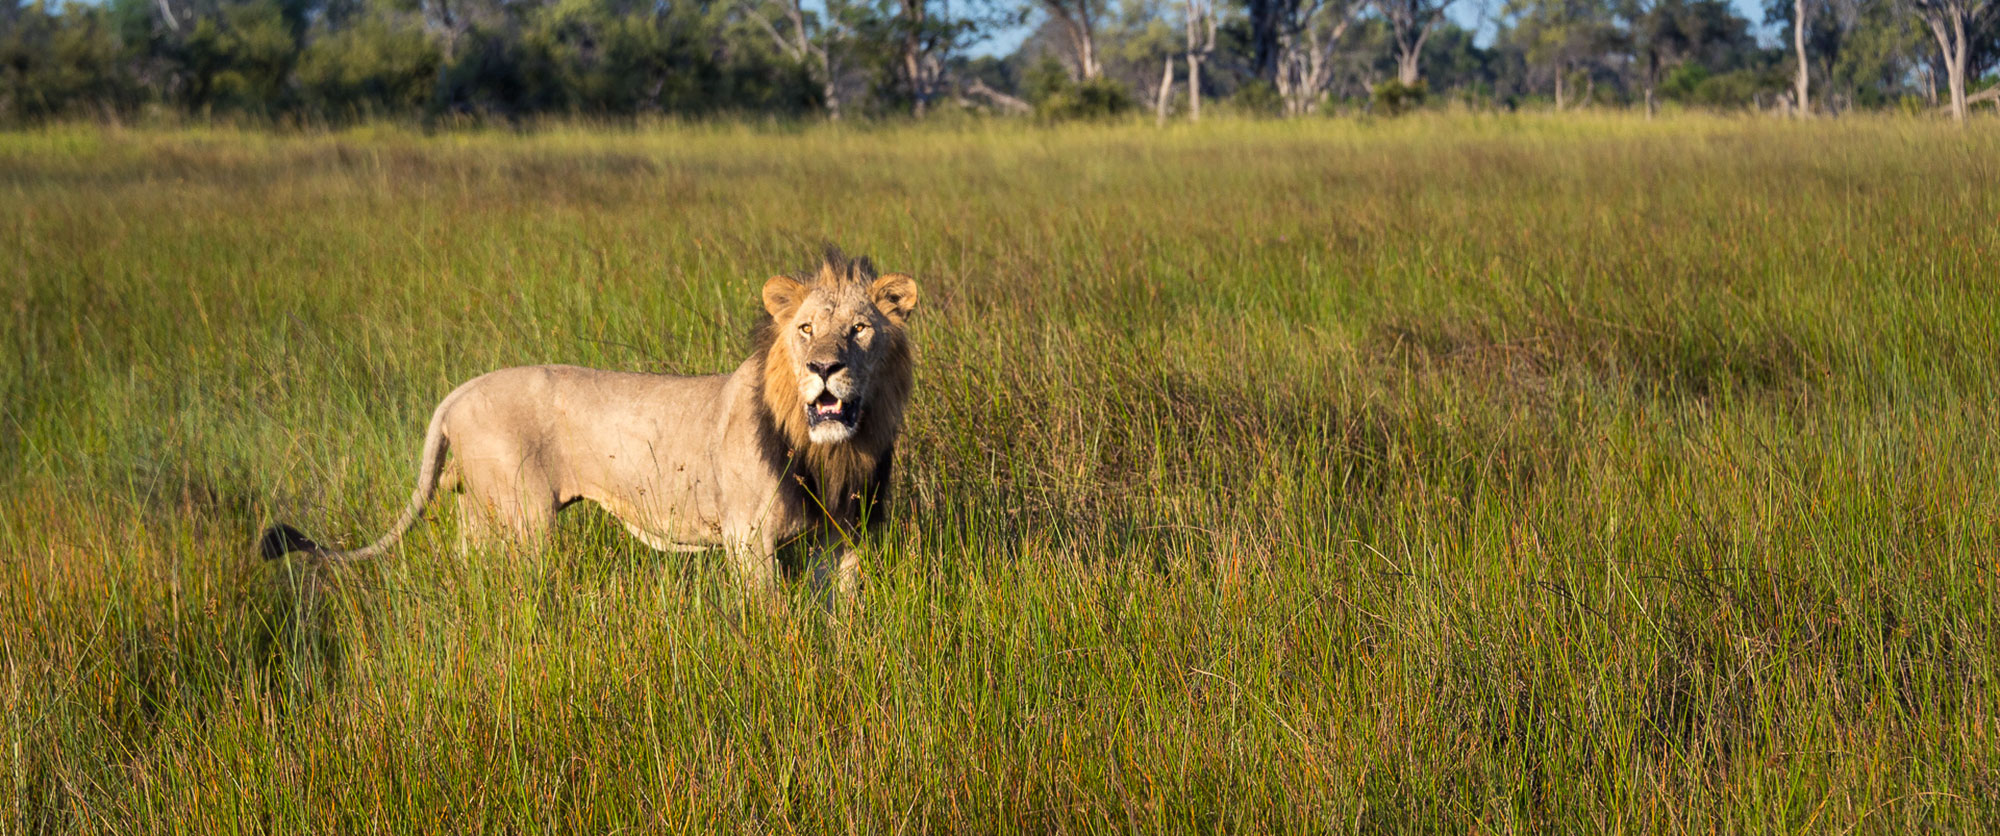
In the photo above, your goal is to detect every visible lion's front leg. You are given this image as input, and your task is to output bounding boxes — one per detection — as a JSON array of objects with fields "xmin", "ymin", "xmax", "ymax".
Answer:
[
  {"xmin": 807, "ymin": 539, "xmax": 862, "ymax": 607},
  {"xmin": 724, "ymin": 529, "xmax": 783, "ymax": 598}
]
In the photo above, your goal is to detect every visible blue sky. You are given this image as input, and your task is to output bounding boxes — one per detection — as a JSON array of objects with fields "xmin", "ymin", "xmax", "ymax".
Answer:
[{"xmin": 967, "ymin": 0, "xmax": 1783, "ymax": 57}]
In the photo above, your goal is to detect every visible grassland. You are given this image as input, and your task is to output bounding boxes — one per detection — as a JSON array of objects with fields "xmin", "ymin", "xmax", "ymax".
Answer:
[{"xmin": 2, "ymin": 114, "xmax": 1998, "ymax": 833}]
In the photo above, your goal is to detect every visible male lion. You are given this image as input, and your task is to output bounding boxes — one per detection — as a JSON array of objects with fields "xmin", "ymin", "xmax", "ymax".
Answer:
[{"xmin": 259, "ymin": 249, "xmax": 918, "ymax": 594}]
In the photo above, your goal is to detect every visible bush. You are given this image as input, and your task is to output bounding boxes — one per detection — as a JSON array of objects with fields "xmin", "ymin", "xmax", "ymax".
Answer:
[
  {"xmin": 1687, "ymin": 68, "xmax": 1783, "ymax": 109},
  {"xmin": 1371, "ymin": 79, "xmax": 1428, "ymax": 115},
  {"xmin": 0, "ymin": 4, "xmax": 142, "ymax": 122},
  {"xmin": 1229, "ymin": 80, "xmax": 1282, "ymax": 117},
  {"xmin": 296, "ymin": 13, "xmax": 441, "ymax": 118},
  {"xmin": 1024, "ymin": 58, "xmax": 1132, "ymax": 122}
]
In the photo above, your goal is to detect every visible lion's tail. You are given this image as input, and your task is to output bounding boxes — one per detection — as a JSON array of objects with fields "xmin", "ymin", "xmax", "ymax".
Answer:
[{"xmin": 259, "ymin": 393, "xmax": 458, "ymax": 562}]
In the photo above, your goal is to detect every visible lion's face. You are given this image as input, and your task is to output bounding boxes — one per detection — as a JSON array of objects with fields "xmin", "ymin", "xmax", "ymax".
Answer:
[{"xmin": 762, "ymin": 263, "xmax": 918, "ymax": 446}]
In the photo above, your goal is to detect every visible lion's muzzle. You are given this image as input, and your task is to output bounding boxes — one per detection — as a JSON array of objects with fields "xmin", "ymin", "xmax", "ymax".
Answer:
[{"xmin": 802, "ymin": 366, "xmax": 864, "ymax": 443}]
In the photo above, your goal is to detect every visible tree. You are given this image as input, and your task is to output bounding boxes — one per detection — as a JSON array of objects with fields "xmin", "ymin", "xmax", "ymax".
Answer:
[
  {"xmin": 1039, "ymin": 0, "xmax": 1104, "ymax": 79},
  {"xmin": 1790, "ymin": 0, "xmax": 1811, "ymax": 112},
  {"xmin": 1184, "ymin": 0, "xmax": 1216, "ymax": 117},
  {"xmin": 1628, "ymin": 0, "xmax": 1751, "ymax": 114},
  {"xmin": 295, "ymin": 7, "xmax": 441, "ymax": 116},
  {"xmin": 0, "ymin": 1, "xmax": 140, "ymax": 121},
  {"xmin": 885, "ymin": 0, "xmax": 979, "ymax": 114},
  {"xmin": 1900, "ymin": 0, "xmax": 1996, "ymax": 120},
  {"xmin": 745, "ymin": 0, "xmax": 858, "ymax": 116},
  {"xmin": 1376, "ymin": 0, "xmax": 1455, "ymax": 84},
  {"xmin": 1273, "ymin": 0, "xmax": 1362, "ymax": 113},
  {"xmin": 1503, "ymin": 0, "xmax": 1621, "ymax": 108}
]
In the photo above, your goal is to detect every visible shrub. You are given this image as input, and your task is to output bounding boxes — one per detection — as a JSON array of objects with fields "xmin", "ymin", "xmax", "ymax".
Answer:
[
  {"xmin": 1371, "ymin": 79, "xmax": 1428, "ymax": 115},
  {"xmin": 1229, "ymin": 79, "xmax": 1282, "ymax": 117}
]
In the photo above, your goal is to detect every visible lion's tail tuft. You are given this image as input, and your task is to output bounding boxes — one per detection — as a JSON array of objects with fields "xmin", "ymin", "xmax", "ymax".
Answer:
[{"xmin": 257, "ymin": 523, "xmax": 323, "ymax": 560}]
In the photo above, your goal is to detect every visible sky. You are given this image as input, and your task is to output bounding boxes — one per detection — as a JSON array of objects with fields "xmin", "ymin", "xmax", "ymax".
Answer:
[{"xmin": 966, "ymin": 0, "xmax": 1784, "ymax": 58}]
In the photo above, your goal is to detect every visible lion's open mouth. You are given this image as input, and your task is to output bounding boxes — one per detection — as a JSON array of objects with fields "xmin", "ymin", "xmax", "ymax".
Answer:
[{"xmin": 808, "ymin": 391, "xmax": 859, "ymax": 427}]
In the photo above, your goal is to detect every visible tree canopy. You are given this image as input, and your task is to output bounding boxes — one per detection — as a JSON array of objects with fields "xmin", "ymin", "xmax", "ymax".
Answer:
[{"xmin": 0, "ymin": 0, "xmax": 1990, "ymax": 122}]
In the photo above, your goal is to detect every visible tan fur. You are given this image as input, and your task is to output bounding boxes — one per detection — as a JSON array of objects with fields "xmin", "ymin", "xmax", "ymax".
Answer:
[{"xmin": 259, "ymin": 249, "xmax": 918, "ymax": 595}]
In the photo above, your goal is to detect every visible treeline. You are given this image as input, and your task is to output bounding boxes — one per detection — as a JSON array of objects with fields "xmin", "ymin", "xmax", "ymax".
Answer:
[{"xmin": 0, "ymin": 0, "xmax": 1993, "ymax": 124}]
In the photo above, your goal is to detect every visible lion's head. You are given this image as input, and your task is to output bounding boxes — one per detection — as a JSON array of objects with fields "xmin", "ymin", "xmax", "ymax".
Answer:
[{"xmin": 757, "ymin": 251, "xmax": 918, "ymax": 454}]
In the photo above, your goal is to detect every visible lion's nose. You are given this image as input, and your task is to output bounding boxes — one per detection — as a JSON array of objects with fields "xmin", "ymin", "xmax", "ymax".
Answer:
[{"xmin": 806, "ymin": 360, "xmax": 844, "ymax": 379}]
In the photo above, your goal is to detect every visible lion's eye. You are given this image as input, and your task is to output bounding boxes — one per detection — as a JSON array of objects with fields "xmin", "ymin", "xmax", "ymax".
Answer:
[
  {"xmin": 799, "ymin": 323, "xmax": 813, "ymax": 336},
  {"xmin": 852, "ymin": 322, "xmax": 868, "ymax": 334}
]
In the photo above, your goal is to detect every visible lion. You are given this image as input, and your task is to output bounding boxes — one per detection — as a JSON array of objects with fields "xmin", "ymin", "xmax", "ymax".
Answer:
[{"xmin": 258, "ymin": 249, "xmax": 918, "ymax": 595}]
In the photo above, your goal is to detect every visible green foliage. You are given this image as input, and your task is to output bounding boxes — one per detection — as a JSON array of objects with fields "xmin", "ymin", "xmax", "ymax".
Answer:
[
  {"xmin": 1658, "ymin": 60, "xmax": 1709, "ymax": 99},
  {"xmin": 1371, "ymin": 77, "xmax": 1428, "ymax": 114},
  {"xmin": 1685, "ymin": 66, "xmax": 1784, "ymax": 107},
  {"xmin": 1228, "ymin": 78, "xmax": 1282, "ymax": 116},
  {"xmin": 1024, "ymin": 58, "xmax": 1133, "ymax": 121},
  {"xmin": 0, "ymin": 3, "xmax": 140, "ymax": 122},
  {"xmin": 170, "ymin": 0, "xmax": 304, "ymax": 113},
  {"xmin": 295, "ymin": 12, "xmax": 440, "ymax": 117}
]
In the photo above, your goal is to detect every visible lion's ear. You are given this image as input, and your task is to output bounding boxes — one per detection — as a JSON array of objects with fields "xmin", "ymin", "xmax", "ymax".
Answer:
[
  {"xmin": 870, "ymin": 273, "xmax": 918, "ymax": 324},
  {"xmin": 762, "ymin": 276, "xmax": 806, "ymax": 320}
]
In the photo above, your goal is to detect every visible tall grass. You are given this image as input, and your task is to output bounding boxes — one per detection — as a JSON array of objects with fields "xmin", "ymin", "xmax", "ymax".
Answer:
[{"xmin": 2, "ymin": 113, "xmax": 1998, "ymax": 832}]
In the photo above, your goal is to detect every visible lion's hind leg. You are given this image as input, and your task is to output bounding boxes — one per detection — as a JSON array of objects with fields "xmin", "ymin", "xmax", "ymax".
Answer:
[{"xmin": 450, "ymin": 467, "xmax": 561, "ymax": 559}]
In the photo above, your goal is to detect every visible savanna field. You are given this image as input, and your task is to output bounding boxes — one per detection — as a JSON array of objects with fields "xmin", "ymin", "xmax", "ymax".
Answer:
[{"xmin": 2, "ymin": 115, "xmax": 1998, "ymax": 832}]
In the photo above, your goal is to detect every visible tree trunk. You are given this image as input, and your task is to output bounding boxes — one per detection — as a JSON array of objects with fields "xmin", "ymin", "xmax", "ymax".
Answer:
[
  {"xmin": 901, "ymin": 0, "xmax": 931, "ymax": 116},
  {"xmin": 1397, "ymin": 47, "xmax": 1420, "ymax": 85},
  {"xmin": 824, "ymin": 76, "xmax": 842, "ymax": 120},
  {"xmin": 1246, "ymin": 0, "xmax": 1282, "ymax": 82},
  {"xmin": 1644, "ymin": 84, "xmax": 1656, "ymax": 117},
  {"xmin": 1946, "ymin": 13, "xmax": 1967, "ymax": 122},
  {"xmin": 1184, "ymin": 0, "xmax": 1212, "ymax": 122},
  {"xmin": 1792, "ymin": 0, "xmax": 1811, "ymax": 117},
  {"xmin": 1079, "ymin": 20, "xmax": 1099, "ymax": 80},
  {"xmin": 1554, "ymin": 68, "xmax": 1566, "ymax": 111},
  {"xmin": 1047, "ymin": 2, "xmax": 1101, "ymax": 81},
  {"xmin": 1918, "ymin": 4, "xmax": 1973, "ymax": 122},
  {"xmin": 1188, "ymin": 54, "xmax": 1203, "ymax": 120},
  {"xmin": 1156, "ymin": 55, "xmax": 1174, "ymax": 126}
]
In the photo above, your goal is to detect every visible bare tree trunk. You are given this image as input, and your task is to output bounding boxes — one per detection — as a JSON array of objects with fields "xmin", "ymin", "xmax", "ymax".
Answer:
[
  {"xmin": 1156, "ymin": 56, "xmax": 1175, "ymax": 125},
  {"xmin": 1396, "ymin": 47, "xmax": 1421, "ymax": 85},
  {"xmin": 1645, "ymin": 84, "xmax": 1656, "ymax": 117},
  {"xmin": 1079, "ymin": 21, "xmax": 1099, "ymax": 80},
  {"xmin": 964, "ymin": 78, "xmax": 1032, "ymax": 113},
  {"xmin": 1554, "ymin": 68, "xmax": 1566, "ymax": 111},
  {"xmin": 1184, "ymin": 0, "xmax": 1214, "ymax": 122},
  {"xmin": 1188, "ymin": 54, "xmax": 1203, "ymax": 120},
  {"xmin": 1377, "ymin": 0, "xmax": 1446, "ymax": 87},
  {"xmin": 1275, "ymin": 2, "xmax": 1354, "ymax": 117},
  {"xmin": 900, "ymin": 0, "xmax": 937, "ymax": 116},
  {"xmin": 155, "ymin": 0, "xmax": 181, "ymax": 31},
  {"xmin": 1045, "ymin": 0, "xmax": 1102, "ymax": 81},
  {"xmin": 1792, "ymin": 0, "xmax": 1811, "ymax": 117},
  {"xmin": 1913, "ymin": 0, "xmax": 1984, "ymax": 122},
  {"xmin": 1944, "ymin": 13, "xmax": 1967, "ymax": 121}
]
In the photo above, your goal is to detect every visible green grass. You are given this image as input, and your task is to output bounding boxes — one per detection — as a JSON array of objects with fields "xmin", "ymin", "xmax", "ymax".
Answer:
[{"xmin": 3, "ymin": 113, "xmax": 1999, "ymax": 832}]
